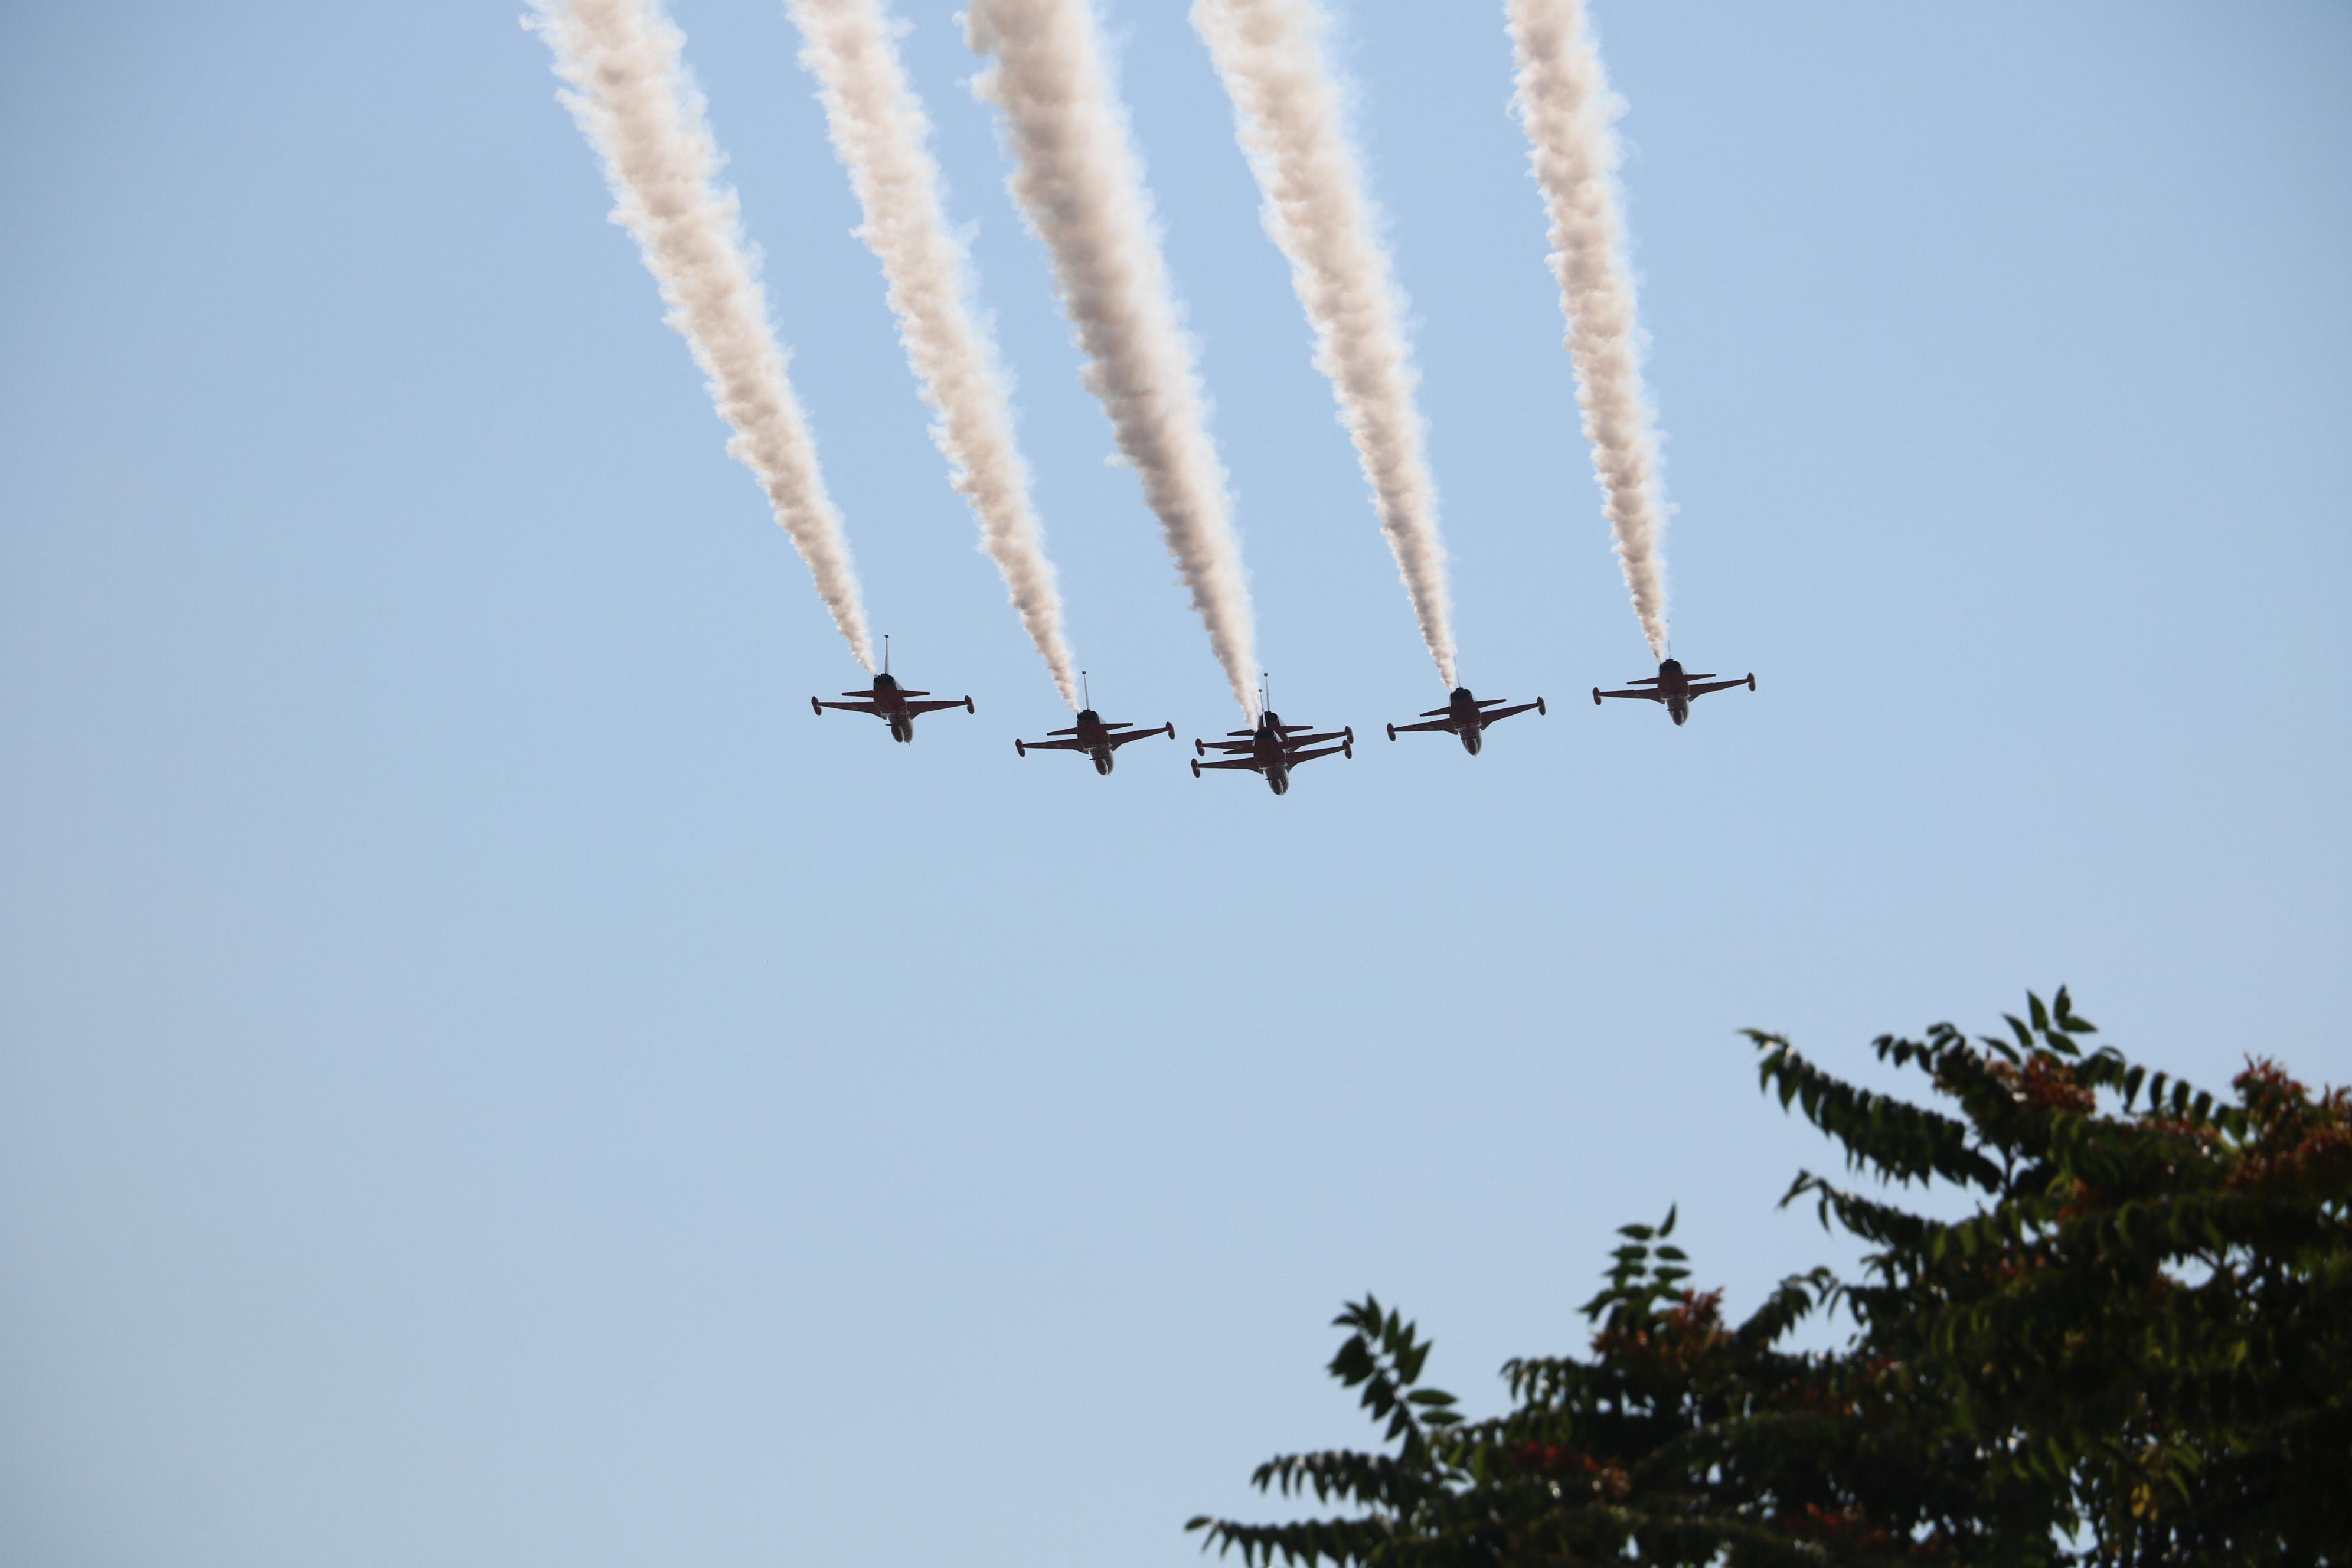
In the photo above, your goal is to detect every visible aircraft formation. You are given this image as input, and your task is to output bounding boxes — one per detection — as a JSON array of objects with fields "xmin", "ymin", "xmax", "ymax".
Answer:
[
  {"xmin": 816, "ymin": 649, "xmax": 1755, "ymax": 795},
  {"xmin": 537, "ymin": 0, "xmax": 1757, "ymax": 795}
]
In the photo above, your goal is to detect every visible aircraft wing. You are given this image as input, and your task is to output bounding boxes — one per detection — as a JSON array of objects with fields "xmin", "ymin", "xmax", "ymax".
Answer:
[
  {"xmin": 1288, "ymin": 744, "xmax": 1347, "ymax": 766},
  {"xmin": 1017, "ymin": 736, "xmax": 1087, "ymax": 752},
  {"xmin": 1685, "ymin": 678, "xmax": 1750, "ymax": 698},
  {"xmin": 1106, "ymin": 726, "xmax": 1170, "ymax": 749},
  {"xmin": 1193, "ymin": 755, "xmax": 1263, "ymax": 772},
  {"xmin": 1200, "ymin": 739, "xmax": 1260, "ymax": 753},
  {"xmin": 1389, "ymin": 718, "xmax": 1455, "ymax": 734},
  {"xmin": 1595, "ymin": 688, "xmax": 1665, "ymax": 702},
  {"xmin": 903, "ymin": 699, "xmax": 971, "ymax": 716},
  {"xmin": 1481, "ymin": 701, "xmax": 1541, "ymax": 723},
  {"xmin": 1283, "ymin": 731, "xmax": 1347, "ymax": 748},
  {"xmin": 814, "ymin": 700, "xmax": 885, "ymax": 716}
]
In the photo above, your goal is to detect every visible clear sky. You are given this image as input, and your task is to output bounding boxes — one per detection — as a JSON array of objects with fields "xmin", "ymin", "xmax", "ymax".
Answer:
[{"xmin": 3, "ymin": 2, "xmax": 2346, "ymax": 1563}]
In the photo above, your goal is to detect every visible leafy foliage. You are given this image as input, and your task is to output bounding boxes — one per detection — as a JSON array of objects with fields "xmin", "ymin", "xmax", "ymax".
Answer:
[{"xmin": 1191, "ymin": 994, "xmax": 2350, "ymax": 1566}]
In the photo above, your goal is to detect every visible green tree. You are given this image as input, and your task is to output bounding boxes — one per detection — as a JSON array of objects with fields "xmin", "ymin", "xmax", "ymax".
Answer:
[{"xmin": 1190, "ymin": 993, "xmax": 2350, "ymax": 1566}]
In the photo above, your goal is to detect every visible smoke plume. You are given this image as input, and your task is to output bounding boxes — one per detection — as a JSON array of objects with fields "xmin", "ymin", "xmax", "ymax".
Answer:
[
  {"xmin": 788, "ymin": 0, "xmax": 1079, "ymax": 707},
  {"xmin": 534, "ymin": 0, "xmax": 874, "ymax": 668},
  {"xmin": 965, "ymin": 0, "xmax": 1261, "ymax": 717},
  {"xmin": 1506, "ymin": 0, "xmax": 1669, "ymax": 658},
  {"xmin": 1193, "ymin": 0, "xmax": 1456, "ymax": 689}
]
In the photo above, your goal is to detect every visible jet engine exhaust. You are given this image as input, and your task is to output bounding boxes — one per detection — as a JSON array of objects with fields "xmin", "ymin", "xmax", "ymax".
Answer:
[
  {"xmin": 1193, "ymin": 0, "xmax": 1456, "ymax": 689},
  {"xmin": 1506, "ymin": 0, "xmax": 1670, "ymax": 661},
  {"xmin": 966, "ymin": 0, "xmax": 1263, "ymax": 720},
  {"xmin": 788, "ymin": 0, "xmax": 1079, "ymax": 707},
  {"xmin": 532, "ymin": 0, "xmax": 875, "ymax": 668}
]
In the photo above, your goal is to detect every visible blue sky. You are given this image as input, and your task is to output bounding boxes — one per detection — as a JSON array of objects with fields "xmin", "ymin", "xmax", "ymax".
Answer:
[{"xmin": 3, "ymin": 2, "xmax": 2346, "ymax": 1564}]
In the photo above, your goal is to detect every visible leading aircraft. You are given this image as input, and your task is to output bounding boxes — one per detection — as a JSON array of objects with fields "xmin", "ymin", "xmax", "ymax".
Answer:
[
  {"xmin": 1191, "ymin": 708, "xmax": 1353, "ymax": 795},
  {"xmin": 810, "ymin": 638, "xmax": 974, "ymax": 743},
  {"xmin": 1591, "ymin": 658, "xmax": 1755, "ymax": 726},
  {"xmin": 1385, "ymin": 686, "xmax": 1546, "ymax": 755},
  {"xmin": 1014, "ymin": 681, "xmax": 1175, "ymax": 776}
]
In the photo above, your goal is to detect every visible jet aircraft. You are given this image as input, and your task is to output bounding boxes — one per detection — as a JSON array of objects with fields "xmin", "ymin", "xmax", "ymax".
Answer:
[
  {"xmin": 1191, "ymin": 709, "xmax": 1353, "ymax": 795},
  {"xmin": 1591, "ymin": 658, "xmax": 1755, "ymax": 726},
  {"xmin": 1385, "ymin": 686, "xmax": 1546, "ymax": 755},
  {"xmin": 810, "ymin": 639, "xmax": 973, "ymax": 743},
  {"xmin": 1014, "ymin": 688, "xmax": 1176, "ymax": 776}
]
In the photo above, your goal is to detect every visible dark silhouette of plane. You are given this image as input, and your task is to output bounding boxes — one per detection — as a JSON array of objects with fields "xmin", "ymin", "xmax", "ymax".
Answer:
[
  {"xmin": 1014, "ymin": 675, "xmax": 1174, "ymax": 775},
  {"xmin": 1592, "ymin": 658, "xmax": 1755, "ymax": 726},
  {"xmin": 1385, "ymin": 686, "xmax": 1545, "ymax": 755},
  {"xmin": 1191, "ymin": 697, "xmax": 1352, "ymax": 796},
  {"xmin": 810, "ymin": 637, "xmax": 973, "ymax": 743}
]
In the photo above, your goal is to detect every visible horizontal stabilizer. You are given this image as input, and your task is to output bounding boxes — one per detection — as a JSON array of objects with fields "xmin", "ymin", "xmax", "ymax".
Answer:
[
  {"xmin": 1046, "ymin": 726, "xmax": 1081, "ymax": 736},
  {"xmin": 1418, "ymin": 707, "xmax": 1452, "ymax": 718}
]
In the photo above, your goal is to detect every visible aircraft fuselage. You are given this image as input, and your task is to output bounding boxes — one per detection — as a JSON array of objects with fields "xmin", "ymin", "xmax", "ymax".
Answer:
[
  {"xmin": 1249, "ymin": 724, "xmax": 1292, "ymax": 793},
  {"xmin": 1070, "ymin": 711, "xmax": 1118, "ymax": 774},
  {"xmin": 873, "ymin": 675, "xmax": 918, "ymax": 742}
]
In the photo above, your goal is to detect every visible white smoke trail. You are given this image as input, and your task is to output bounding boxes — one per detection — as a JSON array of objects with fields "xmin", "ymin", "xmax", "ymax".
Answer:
[
  {"xmin": 1193, "ymin": 0, "xmax": 1456, "ymax": 690},
  {"xmin": 1506, "ymin": 0, "xmax": 1668, "ymax": 659},
  {"xmin": 965, "ymin": 0, "xmax": 1261, "ymax": 718},
  {"xmin": 788, "ymin": 0, "xmax": 1079, "ymax": 707},
  {"xmin": 533, "ymin": 0, "xmax": 875, "ymax": 668}
]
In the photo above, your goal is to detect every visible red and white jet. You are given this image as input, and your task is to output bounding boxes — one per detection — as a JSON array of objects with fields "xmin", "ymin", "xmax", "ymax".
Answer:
[
  {"xmin": 811, "ymin": 639, "xmax": 973, "ymax": 744},
  {"xmin": 1015, "ymin": 703, "xmax": 1175, "ymax": 776},
  {"xmin": 1592, "ymin": 658, "xmax": 1755, "ymax": 727},
  {"xmin": 1190, "ymin": 709, "xmax": 1353, "ymax": 796},
  {"xmin": 1385, "ymin": 685, "xmax": 1545, "ymax": 755}
]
